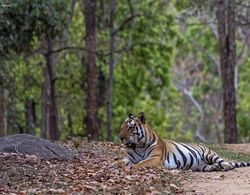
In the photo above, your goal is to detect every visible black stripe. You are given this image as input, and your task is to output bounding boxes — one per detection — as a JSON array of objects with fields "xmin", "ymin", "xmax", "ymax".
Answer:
[
  {"xmin": 173, "ymin": 153, "xmax": 181, "ymax": 168},
  {"xmin": 137, "ymin": 126, "xmax": 144, "ymax": 142},
  {"xmin": 172, "ymin": 143, "xmax": 187, "ymax": 168},
  {"xmin": 173, "ymin": 153, "xmax": 181, "ymax": 169},
  {"xmin": 177, "ymin": 160, "xmax": 181, "ymax": 168},
  {"xmin": 205, "ymin": 150, "xmax": 211, "ymax": 163},
  {"xmin": 199, "ymin": 146, "xmax": 206, "ymax": 161},
  {"xmin": 147, "ymin": 145, "xmax": 157, "ymax": 157},
  {"xmin": 235, "ymin": 163, "xmax": 239, "ymax": 168},
  {"xmin": 140, "ymin": 125, "xmax": 144, "ymax": 137},
  {"xmin": 137, "ymin": 135, "xmax": 143, "ymax": 142},
  {"xmin": 133, "ymin": 149, "xmax": 142, "ymax": 158},
  {"xmin": 187, "ymin": 144, "xmax": 203, "ymax": 160},
  {"xmin": 202, "ymin": 166, "xmax": 207, "ymax": 171},
  {"xmin": 144, "ymin": 133, "xmax": 156, "ymax": 153},
  {"xmin": 208, "ymin": 153, "xmax": 214, "ymax": 163},
  {"xmin": 128, "ymin": 151, "xmax": 137, "ymax": 163},
  {"xmin": 128, "ymin": 151, "xmax": 136, "ymax": 160},
  {"xmin": 180, "ymin": 143, "xmax": 198, "ymax": 161},
  {"xmin": 218, "ymin": 160, "xmax": 224, "ymax": 166},
  {"xmin": 145, "ymin": 133, "xmax": 155, "ymax": 149},
  {"xmin": 144, "ymin": 128, "xmax": 147, "ymax": 144},
  {"xmin": 187, "ymin": 153, "xmax": 194, "ymax": 169},
  {"xmin": 167, "ymin": 153, "xmax": 170, "ymax": 164},
  {"xmin": 139, "ymin": 124, "xmax": 143, "ymax": 135},
  {"xmin": 213, "ymin": 156, "xmax": 220, "ymax": 162},
  {"xmin": 128, "ymin": 126, "xmax": 133, "ymax": 131}
]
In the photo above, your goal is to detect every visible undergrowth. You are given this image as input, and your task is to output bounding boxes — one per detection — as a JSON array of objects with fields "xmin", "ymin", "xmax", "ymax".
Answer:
[{"xmin": 207, "ymin": 145, "xmax": 250, "ymax": 162}]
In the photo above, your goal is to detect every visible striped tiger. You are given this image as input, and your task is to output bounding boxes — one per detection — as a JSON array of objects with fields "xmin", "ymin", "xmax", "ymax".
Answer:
[{"xmin": 118, "ymin": 112, "xmax": 250, "ymax": 172}]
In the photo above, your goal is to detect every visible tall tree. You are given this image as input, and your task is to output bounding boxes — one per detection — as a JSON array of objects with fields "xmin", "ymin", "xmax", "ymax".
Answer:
[
  {"xmin": 23, "ymin": 73, "xmax": 36, "ymax": 135},
  {"xmin": 0, "ymin": 88, "xmax": 8, "ymax": 137},
  {"xmin": 41, "ymin": 0, "xmax": 75, "ymax": 140},
  {"xmin": 1, "ymin": 0, "xmax": 67, "ymax": 139},
  {"xmin": 107, "ymin": 0, "xmax": 115, "ymax": 141},
  {"xmin": 25, "ymin": 99, "xmax": 36, "ymax": 135},
  {"xmin": 41, "ymin": 29, "xmax": 60, "ymax": 140},
  {"xmin": 83, "ymin": 0, "xmax": 100, "ymax": 140},
  {"xmin": 217, "ymin": 0, "xmax": 238, "ymax": 143}
]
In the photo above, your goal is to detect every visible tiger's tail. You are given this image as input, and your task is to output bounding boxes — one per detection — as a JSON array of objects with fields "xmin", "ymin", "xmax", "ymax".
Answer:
[{"xmin": 231, "ymin": 162, "xmax": 250, "ymax": 168}]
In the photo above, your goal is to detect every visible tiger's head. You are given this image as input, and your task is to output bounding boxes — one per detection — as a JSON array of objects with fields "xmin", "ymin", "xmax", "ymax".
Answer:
[{"xmin": 119, "ymin": 112, "xmax": 147, "ymax": 149}]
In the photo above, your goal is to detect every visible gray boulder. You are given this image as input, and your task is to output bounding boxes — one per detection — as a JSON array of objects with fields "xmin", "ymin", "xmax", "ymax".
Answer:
[{"xmin": 0, "ymin": 134, "xmax": 76, "ymax": 160}]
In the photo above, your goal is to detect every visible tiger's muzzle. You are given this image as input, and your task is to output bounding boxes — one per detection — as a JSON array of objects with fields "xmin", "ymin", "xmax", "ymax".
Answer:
[{"xmin": 119, "ymin": 135, "xmax": 136, "ymax": 149}]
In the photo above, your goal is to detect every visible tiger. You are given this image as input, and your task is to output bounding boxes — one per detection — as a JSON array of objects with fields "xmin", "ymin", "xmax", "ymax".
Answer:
[{"xmin": 117, "ymin": 112, "xmax": 250, "ymax": 172}]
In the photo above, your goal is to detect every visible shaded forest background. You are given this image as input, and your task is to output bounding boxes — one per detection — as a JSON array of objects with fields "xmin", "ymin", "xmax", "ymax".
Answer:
[{"xmin": 0, "ymin": 0, "xmax": 250, "ymax": 143}]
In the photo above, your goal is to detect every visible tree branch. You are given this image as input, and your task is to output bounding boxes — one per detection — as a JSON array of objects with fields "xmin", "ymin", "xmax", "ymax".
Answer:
[
  {"xmin": 174, "ymin": 81, "xmax": 208, "ymax": 143},
  {"xmin": 49, "ymin": 46, "xmax": 102, "ymax": 56},
  {"xmin": 112, "ymin": 13, "xmax": 142, "ymax": 35},
  {"xmin": 113, "ymin": 40, "xmax": 132, "ymax": 68},
  {"xmin": 183, "ymin": 88, "xmax": 208, "ymax": 143}
]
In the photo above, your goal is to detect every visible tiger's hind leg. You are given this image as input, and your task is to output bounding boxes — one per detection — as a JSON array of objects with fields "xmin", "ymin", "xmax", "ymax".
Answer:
[{"xmin": 200, "ymin": 163, "xmax": 220, "ymax": 172}]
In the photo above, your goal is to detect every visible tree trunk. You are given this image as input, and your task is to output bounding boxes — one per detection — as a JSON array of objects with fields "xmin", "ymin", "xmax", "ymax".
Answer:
[
  {"xmin": 0, "ymin": 88, "xmax": 8, "ymax": 137},
  {"xmin": 41, "ymin": 31, "xmax": 60, "ymax": 140},
  {"xmin": 83, "ymin": 0, "xmax": 100, "ymax": 141},
  {"xmin": 68, "ymin": 112, "xmax": 73, "ymax": 137},
  {"xmin": 107, "ymin": 0, "xmax": 115, "ymax": 141},
  {"xmin": 25, "ymin": 99, "xmax": 36, "ymax": 135},
  {"xmin": 100, "ymin": 0, "xmax": 107, "ymax": 30},
  {"xmin": 217, "ymin": 0, "xmax": 238, "ymax": 143}
]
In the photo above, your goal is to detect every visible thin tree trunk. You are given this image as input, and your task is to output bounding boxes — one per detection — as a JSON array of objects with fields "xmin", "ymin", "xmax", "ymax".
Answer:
[
  {"xmin": 25, "ymin": 99, "xmax": 36, "ymax": 135},
  {"xmin": 107, "ymin": 0, "xmax": 115, "ymax": 141},
  {"xmin": 83, "ymin": 0, "xmax": 100, "ymax": 140},
  {"xmin": 100, "ymin": 0, "xmax": 107, "ymax": 30},
  {"xmin": 0, "ymin": 88, "xmax": 8, "ymax": 137},
  {"xmin": 182, "ymin": 88, "xmax": 208, "ymax": 143},
  {"xmin": 41, "ymin": 31, "xmax": 60, "ymax": 140},
  {"xmin": 217, "ymin": 0, "xmax": 238, "ymax": 143},
  {"xmin": 68, "ymin": 112, "xmax": 73, "ymax": 137}
]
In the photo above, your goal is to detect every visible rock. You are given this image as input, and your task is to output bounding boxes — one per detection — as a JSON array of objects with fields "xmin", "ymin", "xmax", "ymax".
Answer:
[{"xmin": 0, "ymin": 134, "xmax": 76, "ymax": 160}]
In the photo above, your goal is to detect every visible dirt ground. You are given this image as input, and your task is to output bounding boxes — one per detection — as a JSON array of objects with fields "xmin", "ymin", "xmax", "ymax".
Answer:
[{"xmin": 182, "ymin": 144, "xmax": 250, "ymax": 195}]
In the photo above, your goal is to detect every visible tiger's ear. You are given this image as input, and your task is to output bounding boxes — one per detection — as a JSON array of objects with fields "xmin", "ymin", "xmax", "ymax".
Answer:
[
  {"xmin": 138, "ymin": 112, "xmax": 146, "ymax": 124},
  {"xmin": 128, "ymin": 113, "xmax": 134, "ymax": 119}
]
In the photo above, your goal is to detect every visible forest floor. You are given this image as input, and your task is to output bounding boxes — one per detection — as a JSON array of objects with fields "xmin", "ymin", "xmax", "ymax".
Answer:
[{"xmin": 0, "ymin": 139, "xmax": 250, "ymax": 194}]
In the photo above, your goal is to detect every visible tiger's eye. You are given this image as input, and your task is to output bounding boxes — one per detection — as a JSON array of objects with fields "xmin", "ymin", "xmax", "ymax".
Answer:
[{"xmin": 129, "ymin": 120, "xmax": 135, "ymax": 127}]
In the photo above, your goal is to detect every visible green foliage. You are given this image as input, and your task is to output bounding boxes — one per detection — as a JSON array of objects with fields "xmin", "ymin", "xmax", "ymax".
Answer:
[
  {"xmin": 5, "ymin": 56, "xmax": 43, "ymax": 133},
  {"xmin": 0, "ymin": 0, "xmax": 67, "ymax": 56},
  {"xmin": 238, "ymin": 58, "xmax": 250, "ymax": 141},
  {"xmin": 0, "ymin": 0, "xmax": 69, "ymax": 134},
  {"xmin": 109, "ymin": 1, "xmax": 183, "ymax": 140},
  {"xmin": 2, "ymin": 0, "xmax": 250, "ymax": 143}
]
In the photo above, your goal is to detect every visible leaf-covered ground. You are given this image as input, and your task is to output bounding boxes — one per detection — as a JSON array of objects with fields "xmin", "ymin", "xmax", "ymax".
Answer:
[{"xmin": 0, "ymin": 140, "xmax": 188, "ymax": 194}]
